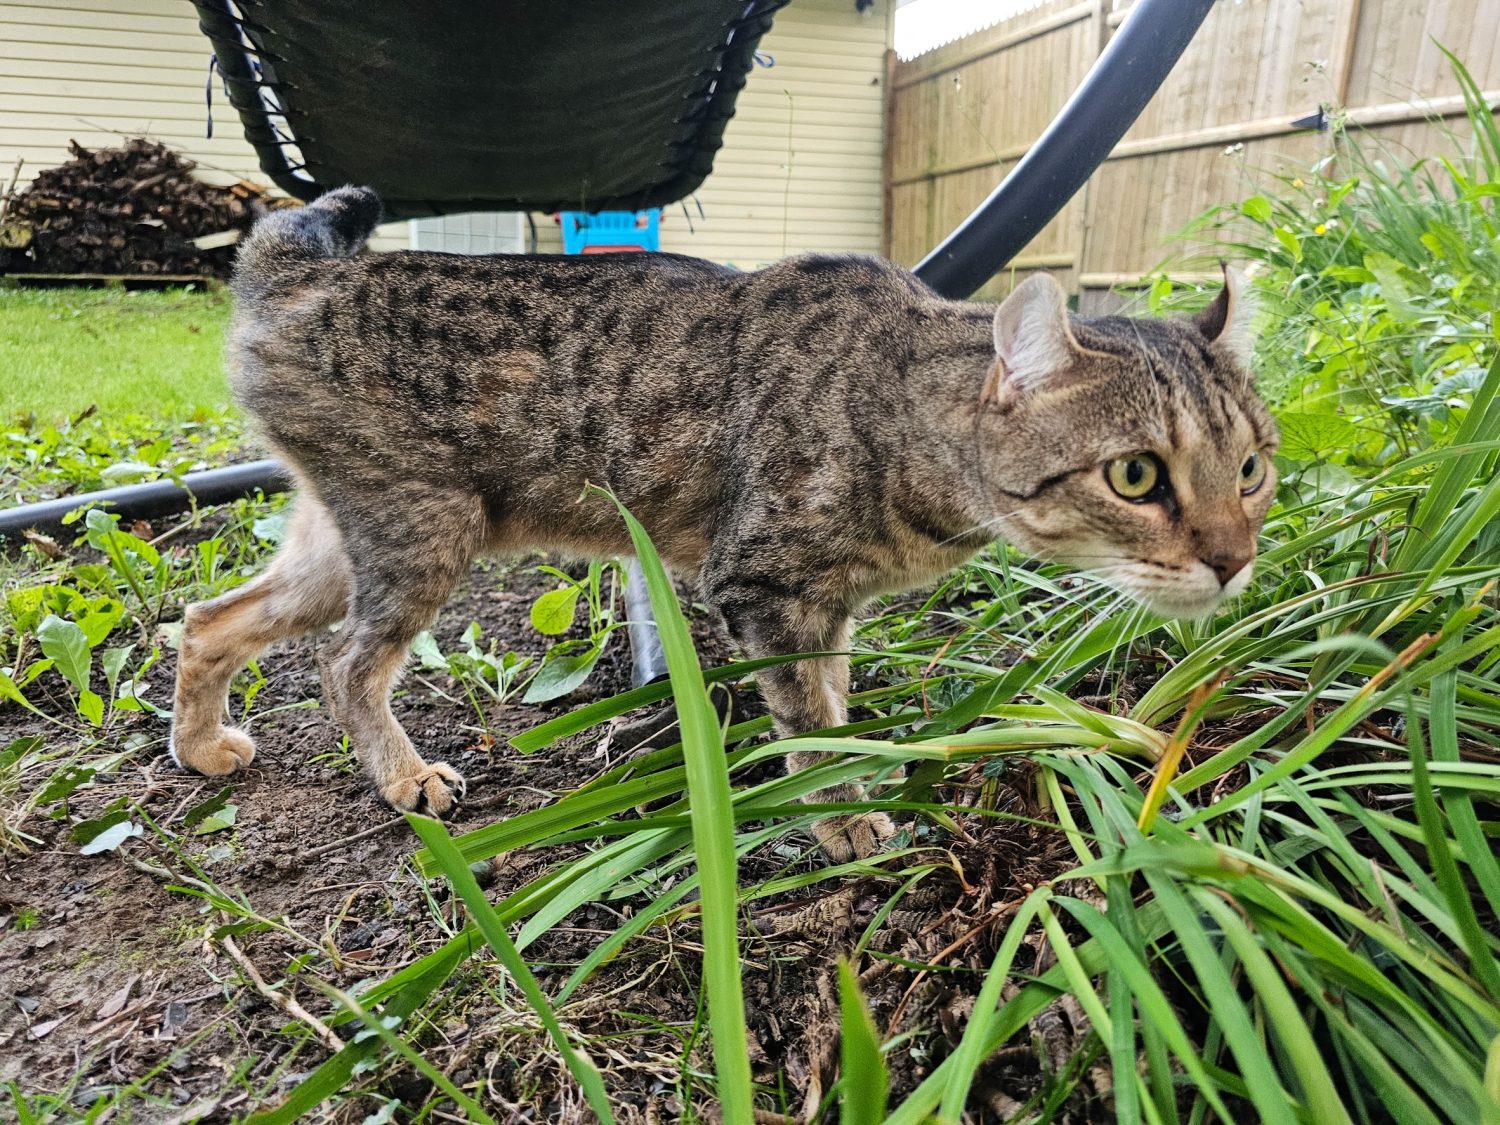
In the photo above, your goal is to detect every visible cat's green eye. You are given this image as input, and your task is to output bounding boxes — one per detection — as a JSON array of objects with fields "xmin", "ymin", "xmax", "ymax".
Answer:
[
  {"xmin": 1105, "ymin": 455, "xmax": 1161, "ymax": 501},
  {"xmin": 1240, "ymin": 451, "xmax": 1268, "ymax": 494}
]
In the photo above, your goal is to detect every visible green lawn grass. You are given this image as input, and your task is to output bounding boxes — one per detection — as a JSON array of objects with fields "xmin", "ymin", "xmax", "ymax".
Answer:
[{"xmin": 0, "ymin": 284, "xmax": 232, "ymax": 421}]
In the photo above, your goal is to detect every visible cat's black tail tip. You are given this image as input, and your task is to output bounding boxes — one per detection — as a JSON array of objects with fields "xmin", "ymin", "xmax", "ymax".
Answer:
[
  {"xmin": 306, "ymin": 186, "xmax": 385, "ymax": 256},
  {"xmin": 233, "ymin": 185, "xmax": 385, "ymax": 298}
]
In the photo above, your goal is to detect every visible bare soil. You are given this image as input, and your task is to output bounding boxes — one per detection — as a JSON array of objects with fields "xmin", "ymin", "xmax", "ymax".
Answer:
[{"xmin": 0, "ymin": 555, "xmax": 1101, "ymax": 1122}]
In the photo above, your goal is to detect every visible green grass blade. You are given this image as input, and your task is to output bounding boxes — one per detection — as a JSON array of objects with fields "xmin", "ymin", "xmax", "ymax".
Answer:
[
  {"xmin": 596, "ymin": 489, "xmax": 754, "ymax": 1124},
  {"xmin": 407, "ymin": 814, "xmax": 617, "ymax": 1123},
  {"xmin": 1057, "ymin": 894, "xmax": 1236, "ymax": 1121},
  {"xmin": 936, "ymin": 888, "xmax": 1049, "ymax": 1122},
  {"xmin": 1144, "ymin": 871, "xmax": 1298, "ymax": 1124},
  {"xmin": 312, "ymin": 979, "xmax": 498, "ymax": 1125},
  {"xmin": 250, "ymin": 933, "xmax": 473, "ymax": 1123},
  {"xmin": 1404, "ymin": 694, "xmax": 1500, "ymax": 996},
  {"xmin": 1196, "ymin": 892, "xmax": 1351, "ymax": 1123},
  {"xmin": 508, "ymin": 651, "xmax": 823, "ymax": 753},
  {"xmin": 1429, "ymin": 663, "xmax": 1500, "ymax": 931},
  {"xmin": 837, "ymin": 959, "xmax": 890, "ymax": 1124}
]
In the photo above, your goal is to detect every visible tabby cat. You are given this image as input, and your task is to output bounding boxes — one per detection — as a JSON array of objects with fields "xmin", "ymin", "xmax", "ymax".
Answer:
[{"xmin": 169, "ymin": 187, "xmax": 1277, "ymax": 860}]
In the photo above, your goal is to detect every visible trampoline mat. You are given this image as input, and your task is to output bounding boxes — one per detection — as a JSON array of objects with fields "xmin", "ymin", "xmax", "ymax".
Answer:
[{"xmin": 193, "ymin": 0, "xmax": 787, "ymax": 216}]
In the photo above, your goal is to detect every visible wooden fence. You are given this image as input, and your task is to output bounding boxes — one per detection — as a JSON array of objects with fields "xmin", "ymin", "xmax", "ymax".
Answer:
[{"xmin": 885, "ymin": 0, "xmax": 1500, "ymax": 309}]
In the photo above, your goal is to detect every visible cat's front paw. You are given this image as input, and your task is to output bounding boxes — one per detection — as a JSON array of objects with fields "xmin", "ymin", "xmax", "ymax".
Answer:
[
  {"xmin": 812, "ymin": 810, "xmax": 897, "ymax": 863},
  {"xmin": 381, "ymin": 762, "xmax": 466, "ymax": 816},
  {"xmin": 171, "ymin": 726, "xmax": 256, "ymax": 776}
]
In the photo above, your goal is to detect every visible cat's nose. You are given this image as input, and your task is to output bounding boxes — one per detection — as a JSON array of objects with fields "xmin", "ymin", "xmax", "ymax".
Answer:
[{"xmin": 1204, "ymin": 554, "xmax": 1250, "ymax": 586}]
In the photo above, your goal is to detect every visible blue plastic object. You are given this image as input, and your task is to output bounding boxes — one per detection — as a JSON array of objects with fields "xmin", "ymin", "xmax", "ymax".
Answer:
[{"xmin": 559, "ymin": 209, "xmax": 661, "ymax": 254}]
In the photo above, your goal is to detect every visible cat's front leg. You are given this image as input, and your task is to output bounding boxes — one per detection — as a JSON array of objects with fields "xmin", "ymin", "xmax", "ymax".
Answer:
[{"xmin": 710, "ymin": 583, "xmax": 895, "ymax": 861}]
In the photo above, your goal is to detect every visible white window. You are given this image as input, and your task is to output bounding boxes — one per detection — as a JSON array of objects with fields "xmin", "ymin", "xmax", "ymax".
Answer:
[{"xmin": 410, "ymin": 212, "xmax": 528, "ymax": 254}]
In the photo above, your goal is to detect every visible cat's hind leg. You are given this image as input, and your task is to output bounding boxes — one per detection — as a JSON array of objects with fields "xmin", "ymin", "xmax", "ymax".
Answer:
[
  {"xmin": 317, "ymin": 489, "xmax": 486, "ymax": 815},
  {"xmin": 171, "ymin": 496, "xmax": 352, "ymax": 776}
]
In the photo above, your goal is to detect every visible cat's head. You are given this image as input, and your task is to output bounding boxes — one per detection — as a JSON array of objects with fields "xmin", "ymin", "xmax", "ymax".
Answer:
[{"xmin": 976, "ymin": 271, "xmax": 1277, "ymax": 619}]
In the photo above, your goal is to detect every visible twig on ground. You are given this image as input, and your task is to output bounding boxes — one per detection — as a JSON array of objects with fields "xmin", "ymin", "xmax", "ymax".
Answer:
[
  {"xmin": 220, "ymin": 933, "xmax": 346, "ymax": 1053},
  {"xmin": 297, "ymin": 813, "xmax": 407, "ymax": 861}
]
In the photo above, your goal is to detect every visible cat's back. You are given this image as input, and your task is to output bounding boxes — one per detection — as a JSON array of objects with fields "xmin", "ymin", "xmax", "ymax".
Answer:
[
  {"xmin": 738, "ymin": 253, "xmax": 933, "ymax": 318},
  {"xmin": 231, "ymin": 246, "xmax": 739, "ymax": 350},
  {"xmin": 226, "ymin": 246, "xmax": 743, "ymax": 412}
]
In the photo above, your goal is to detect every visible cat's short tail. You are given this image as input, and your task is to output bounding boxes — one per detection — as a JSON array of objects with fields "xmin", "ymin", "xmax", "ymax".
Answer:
[{"xmin": 232, "ymin": 185, "xmax": 383, "ymax": 300}]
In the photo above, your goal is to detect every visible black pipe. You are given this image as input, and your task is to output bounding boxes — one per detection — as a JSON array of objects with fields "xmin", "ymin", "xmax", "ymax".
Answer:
[
  {"xmin": 913, "ymin": 0, "xmax": 1217, "ymax": 299},
  {"xmin": 0, "ymin": 459, "xmax": 290, "ymax": 539}
]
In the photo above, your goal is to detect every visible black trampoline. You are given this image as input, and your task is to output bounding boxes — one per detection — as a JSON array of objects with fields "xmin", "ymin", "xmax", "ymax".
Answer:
[
  {"xmin": 186, "ymin": 0, "xmax": 1217, "ymax": 295},
  {"xmin": 193, "ymin": 0, "xmax": 787, "ymax": 216}
]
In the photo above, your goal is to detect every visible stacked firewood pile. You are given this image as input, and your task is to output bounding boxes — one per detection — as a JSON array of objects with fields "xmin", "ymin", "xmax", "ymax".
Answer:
[{"xmin": 0, "ymin": 138, "xmax": 295, "ymax": 278}]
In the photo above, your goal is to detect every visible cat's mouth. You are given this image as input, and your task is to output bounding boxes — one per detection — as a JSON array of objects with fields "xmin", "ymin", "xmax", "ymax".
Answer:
[{"xmin": 1080, "ymin": 557, "xmax": 1254, "ymax": 620}]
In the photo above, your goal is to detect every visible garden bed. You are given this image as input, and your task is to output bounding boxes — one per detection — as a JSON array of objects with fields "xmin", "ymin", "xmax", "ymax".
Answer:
[{"xmin": 0, "ymin": 524, "xmax": 1114, "ymax": 1121}]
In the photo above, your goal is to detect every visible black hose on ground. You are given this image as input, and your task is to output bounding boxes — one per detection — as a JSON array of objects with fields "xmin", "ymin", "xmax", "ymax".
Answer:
[
  {"xmin": 0, "ymin": 457, "xmax": 673, "ymax": 689},
  {"xmin": 0, "ymin": 459, "xmax": 289, "ymax": 538}
]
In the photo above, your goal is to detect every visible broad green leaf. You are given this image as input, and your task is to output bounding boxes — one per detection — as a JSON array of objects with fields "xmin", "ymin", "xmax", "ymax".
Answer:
[
  {"xmin": 100, "ymin": 645, "xmax": 135, "ymax": 694},
  {"xmin": 181, "ymin": 785, "xmax": 236, "ymax": 828},
  {"xmin": 98, "ymin": 460, "xmax": 157, "ymax": 483},
  {"xmin": 1276, "ymin": 411, "xmax": 1364, "ymax": 461},
  {"xmin": 72, "ymin": 807, "xmax": 132, "ymax": 846},
  {"xmin": 84, "ymin": 507, "xmax": 160, "ymax": 566},
  {"xmin": 36, "ymin": 614, "xmax": 92, "ymax": 692},
  {"xmin": 0, "ymin": 673, "xmax": 44, "ymax": 715},
  {"xmin": 77, "ymin": 688, "xmax": 104, "ymax": 726},
  {"xmin": 16, "ymin": 659, "xmax": 54, "ymax": 688},
  {"xmin": 0, "ymin": 736, "xmax": 45, "ymax": 771},
  {"xmin": 530, "ymin": 586, "xmax": 581, "ymax": 636},
  {"xmin": 1241, "ymin": 195, "xmax": 1273, "ymax": 223},
  {"xmin": 74, "ymin": 598, "xmax": 124, "ymax": 648},
  {"xmin": 194, "ymin": 805, "xmax": 239, "ymax": 835},
  {"xmin": 6, "ymin": 586, "xmax": 50, "ymax": 634},
  {"xmin": 409, "ymin": 631, "xmax": 448, "ymax": 672},
  {"xmin": 1364, "ymin": 250, "xmax": 1417, "ymax": 319},
  {"xmin": 36, "ymin": 764, "xmax": 95, "ymax": 806},
  {"xmin": 521, "ymin": 645, "xmax": 602, "ymax": 703},
  {"xmin": 251, "ymin": 512, "xmax": 287, "ymax": 544}
]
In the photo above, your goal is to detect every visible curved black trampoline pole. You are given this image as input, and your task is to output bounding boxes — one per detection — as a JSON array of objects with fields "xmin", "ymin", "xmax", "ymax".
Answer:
[
  {"xmin": 194, "ymin": 0, "xmax": 319, "ymax": 201},
  {"xmin": 913, "ymin": 0, "xmax": 1218, "ymax": 300}
]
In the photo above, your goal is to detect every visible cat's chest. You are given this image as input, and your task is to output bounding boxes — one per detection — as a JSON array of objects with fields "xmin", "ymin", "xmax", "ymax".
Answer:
[{"xmin": 846, "ymin": 528, "xmax": 990, "ymax": 603}]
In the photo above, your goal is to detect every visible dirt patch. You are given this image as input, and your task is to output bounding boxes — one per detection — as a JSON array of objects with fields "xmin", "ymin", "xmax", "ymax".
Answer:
[{"xmin": 0, "ymin": 556, "xmax": 1098, "ymax": 1122}]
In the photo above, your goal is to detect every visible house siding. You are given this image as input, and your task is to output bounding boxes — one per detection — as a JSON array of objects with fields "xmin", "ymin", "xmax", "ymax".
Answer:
[{"xmin": 0, "ymin": 0, "xmax": 893, "ymax": 264}]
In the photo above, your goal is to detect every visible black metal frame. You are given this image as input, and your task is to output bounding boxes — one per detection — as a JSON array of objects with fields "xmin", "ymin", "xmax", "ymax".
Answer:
[
  {"xmin": 193, "ymin": 0, "xmax": 314, "ymax": 201},
  {"xmin": 914, "ymin": 0, "xmax": 1217, "ymax": 299}
]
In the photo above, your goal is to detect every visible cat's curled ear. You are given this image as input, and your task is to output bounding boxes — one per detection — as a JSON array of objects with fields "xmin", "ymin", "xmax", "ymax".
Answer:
[
  {"xmin": 987, "ymin": 273, "xmax": 1082, "ymax": 404},
  {"xmin": 1194, "ymin": 263, "xmax": 1256, "ymax": 370}
]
